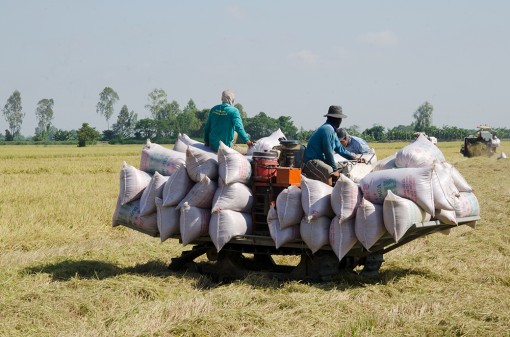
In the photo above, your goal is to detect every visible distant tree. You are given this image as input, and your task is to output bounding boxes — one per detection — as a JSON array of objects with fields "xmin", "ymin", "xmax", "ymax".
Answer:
[
  {"xmin": 77, "ymin": 123, "xmax": 101, "ymax": 147},
  {"xmin": 176, "ymin": 99, "xmax": 200, "ymax": 136},
  {"xmin": 235, "ymin": 103, "xmax": 247, "ymax": 120},
  {"xmin": 54, "ymin": 129, "xmax": 75, "ymax": 141},
  {"xmin": 362, "ymin": 124, "xmax": 386, "ymax": 141},
  {"xmin": 135, "ymin": 118, "xmax": 158, "ymax": 140},
  {"xmin": 244, "ymin": 112, "xmax": 279, "ymax": 140},
  {"xmin": 277, "ymin": 116, "xmax": 298, "ymax": 139},
  {"xmin": 112, "ymin": 105, "xmax": 138, "ymax": 138},
  {"xmin": 96, "ymin": 87, "xmax": 119, "ymax": 130},
  {"xmin": 145, "ymin": 88, "xmax": 168, "ymax": 120},
  {"xmin": 296, "ymin": 127, "xmax": 314, "ymax": 143},
  {"xmin": 4, "ymin": 129, "xmax": 13, "ymax": 141},
  {"xmin": 35, "ymin": 98, "xmax": 55, "ymax": 140},
  {"xmin": 346, "ymin": 125, "xmax": 361, "ymax": 137},
  {"xmin": 2, "ymin": 90, "xmax": 25, "ymax": 139},
  {"xmin": 413, "ymin": 101, "xmax": 433, "ymax": 132}
]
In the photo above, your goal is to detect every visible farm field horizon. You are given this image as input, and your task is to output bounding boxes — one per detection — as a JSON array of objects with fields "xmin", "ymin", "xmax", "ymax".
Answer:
[{"xmin": 1, "ymin": 141, "xmax": 509, "ymax": 336}]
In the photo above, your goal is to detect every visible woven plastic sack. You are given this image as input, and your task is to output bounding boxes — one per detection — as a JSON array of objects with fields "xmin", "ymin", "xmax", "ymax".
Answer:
[
  {"xmin": 329, "ymin": 216, "xmax": 357, "ymax": 261},
  {"xmin": 301, "ymin": 175, "xmax": 334, "ymax": 221},
  {"xmin": 176, "ymin": 175, "xmax": 217, "ymax": 210},
  {"xmin": 140, "ymin": 172, "xmax": 169, "ymax": 216},
  {"xmin": 395, "ymin": 134, "xmax": 446, "ymax": 168},
  {"xmin": 246, "ymin": 128, "xmax": 285, "ymax": 155},
  {"xmin": 217, "ymin": 141, "xmax": 252, "ymax": 185},
  {"xmin": 454, "ymin": 192, "xmax": 480, "ymax": 218},
  {"xmin": 186, "ymin": 146, "xmax": 219, "ymax": 182},
  {"xmin": 331, "ymin": 173, "xmax": 362, "ymax": 220},
  {"xmin": 112, "ymin": 198, "xmax": 158, "ymax": 236},
  {"xmin": 267, "ymin": 206, "xmax": 300, "ymax": 249},
  {"xmin": 209, "ymin": 210, "xmax": 252, "ymax": 252},
  {"xmin": 180, "ymin": 202, "xmax": 211, "ymax": 246},
  {"xmin": 300, "ymin": 216, "xmax": 330, "ymax": 253},
  {"xmin": 355, "ymin": 198, "xmax": 385, "ymax": 251},
  {"xmin": 162, "ymin": 164, "xmax": 193, "ymax": 207},
  {"xmin": 140, "ymin": 139, "xmax": 185, "ymax": 176},
  {"xmin": 276, "ymin": 186, "xmax": 304, "ymax": 229},
  {"xmin": 155, "ymin": 197, "xmax": 179, "ymax": 242},
  {"xmin": 118, "ymin": 161, "xmax": 152, "ymax": 205},
  {"xmin": 212, "ymin": 180, "xmax": 253, "ymax": 213}
]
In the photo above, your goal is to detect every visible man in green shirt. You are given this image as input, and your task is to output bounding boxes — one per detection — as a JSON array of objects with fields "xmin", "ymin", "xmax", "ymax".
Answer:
[{"xmin": 204, "ymin": 89, "xmax": 254, "ymax": 152}]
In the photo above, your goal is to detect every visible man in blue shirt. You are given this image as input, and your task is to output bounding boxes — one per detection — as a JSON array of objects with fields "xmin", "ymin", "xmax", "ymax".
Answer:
[
  {"xmin": 204, "ymin": 89, "xmax": 254, "ymax": 152},
  {"xmin": 336, "ymin": 128, "xmax": 372, "ymax": 154},
  {"xmin": 302, "ymin": 105, "xmax": 361, "ymax": 185}
]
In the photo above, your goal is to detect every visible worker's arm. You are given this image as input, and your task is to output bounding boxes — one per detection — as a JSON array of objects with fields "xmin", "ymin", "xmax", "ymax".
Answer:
[{"xmin": 231, "ymin": 109, "xmax": 250, "ymax": 144}]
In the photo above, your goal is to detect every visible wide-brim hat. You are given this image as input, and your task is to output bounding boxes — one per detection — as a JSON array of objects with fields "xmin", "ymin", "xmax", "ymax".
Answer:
[{"xmin": 324, "ymin": 105, "xmax": 347, "ymax": 118}]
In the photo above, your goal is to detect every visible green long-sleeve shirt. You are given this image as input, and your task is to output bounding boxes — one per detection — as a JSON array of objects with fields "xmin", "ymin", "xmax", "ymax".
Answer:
[{"xmin": 204, "ymin": 102, "xmax": 250, "ymax": 151}]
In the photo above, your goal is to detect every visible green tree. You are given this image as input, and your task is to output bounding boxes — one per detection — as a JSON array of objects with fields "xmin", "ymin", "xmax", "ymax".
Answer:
[
  {"xmin": 145, "ymin": 88, "xmax": 168, "ymax": 120},
  {"xmin": 362, "ymin": 124, "xmax": 386, "ymax": 141},
  {"xmin": 235, "ymin": 103, "xmax": 247, "ymax": 121},
  {"xmin": 277, "ymin": 116, "xmax": 298, "ymax": 139},
  {"xmin": 96, "ymin": 87, "xmax": 119, "ymax": 130},
  {"xmin": 54, "ymin": 129, "xmax": 75, "ymax": 141},
  {"xmin": 244, "ymin": 112, "xmax": 279, "ymax": 140},
  {"xmin": 2, "ymin": 90, "xmax": 25, "ymax": 139},
  {"xmin": 413, "ymin": 101, "xmax": 433, "ymax": 132},
  {"xmin": 135, "ymin": 118, "xmax": 158, "ymax": 140},
  {"xmin": 176, "ymin": 99, "xmax": 200, "ymax": 136},
  {"xmin": 35, "ymin": 98, "xmax": 55, "ymax": 140},
  {"xmin": 113, "ymin": 105, "xmax": 138, "ymax": 138},
  {"xmin": 77, "ymin": 123, "xmax": 101, "ymax": 147}
]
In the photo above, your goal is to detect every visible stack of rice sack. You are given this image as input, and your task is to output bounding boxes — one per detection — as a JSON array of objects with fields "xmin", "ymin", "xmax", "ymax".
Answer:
[
  {"xmin": 111, "ymin": 140, "xmax": 186, "ymax": 236},
  {"xmin": 270, "ymin": 134, "xmax": 479, "ymax": 262},
  {"xmin": 112, "ymin": 136, "xmax": 255, "ymax": 252}
]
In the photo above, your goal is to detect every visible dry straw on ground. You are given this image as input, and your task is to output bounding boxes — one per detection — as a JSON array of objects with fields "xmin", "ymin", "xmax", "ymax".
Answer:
[{"xmin": 1, "ymin": 142, "xmax": 509, "ymax": 336}]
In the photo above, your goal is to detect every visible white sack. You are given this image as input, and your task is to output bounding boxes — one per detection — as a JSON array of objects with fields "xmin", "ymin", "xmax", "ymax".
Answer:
[
  {"xmin": 329, "ymin": 216, "xmax": 357, "ymax": 261},
  {"xmin": 431, "ymin": 162, "xmax": 459, "ymax": 211},
  {"xmin": 434, "ymin": 208, "xmax": 458, "ymax": 226},
  {"xmin": 395, "ymin": 134, "xmax": 446, "ymax": 168},
  {"xmin": 209, "ymin": 210, "xmax": 252, "ymax": 252},
  {"xmin": 300, "ymin": 216, "xmax": 330, "ymax": 253},
  {"xmin": 383, "ymin": 190, "xmax": 431, "ymax": 242},
  {"xmin": 355, "ymin": 198, "xmax": 385, "ymax": 251},
  {"xmin": 176, "ymin": 175, "xmax": 217, "ymax": 210},
  {"xmin": 246, "ymin": 128, "xmax": 286, "ymax": 155},
  {"xmin": 173, "ymin": 133, "xmax": 213, "ymax": 153},
  {"xmin": 301, "ymin": 175, "xmax": 334, "ymax": 221},
  {"xmin": 180, "ymin": 202, "xmax": 211, "ymax": 246},
  {"xmin": 276, "ymin": 186, "xmax": 304, "ymax": 229},
  {"xmin": 331, "ymin": 173, "xmax": 362, "ymax": 220},
  {"xmin": 454, "ymin": 192, "xmax": 480, "ymax": 218},
  {"xmin": 445, "ymin": 163, "xmax": 473, "ymax": 192},
  {"xmin": 359, "ymin": 166, "xmax": 435, "ymax": 216},
  {"xmin": 217, "ymin": 141, "xmax": 252, "ymax": 185},
  {"xmin": 112, "ymin": 198, "xmax": 158, "ymax": 236},
  {"xmin": 212, "ymin": 180, "xmax": 253, "ymax": 213},
  {"xmin": 140, "ymin": 139, "xmax": 186, "ymax": 176},
  {"xmin": 267, "ymin": 206, "xmax": 300, "ymax": 249},
  {"xmin": 186, "ymin": 146, "xmax": 219, "ymax": 182},
  {"xmin": 162, "ymin": 164, "xmax": 193, "ymax": 207},
  {"xmin": 118, "ymin": 161, "xmax": 152, "ymax": 205},
  {"xmin": 155, "ymin": 197, "xmax": 179, "ymax": 242},
  {"xmin": 140, "ymin": 172, "xmax": 169, "ymax": 216},
  {"xmin": 372, "ymin": 153, "xmax": 397, "ymax": 172}
]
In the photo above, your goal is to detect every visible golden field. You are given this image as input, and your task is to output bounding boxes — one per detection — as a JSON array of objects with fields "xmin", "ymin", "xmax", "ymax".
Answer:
[{"xmin": 1, "ymin": 141, "xmax": 509, "ymax": 337}]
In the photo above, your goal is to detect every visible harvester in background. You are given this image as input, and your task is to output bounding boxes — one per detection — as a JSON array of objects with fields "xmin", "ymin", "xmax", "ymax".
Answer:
[{"xmin": 460, "ymin": 125, "xmax": 499, "ymax": 158}]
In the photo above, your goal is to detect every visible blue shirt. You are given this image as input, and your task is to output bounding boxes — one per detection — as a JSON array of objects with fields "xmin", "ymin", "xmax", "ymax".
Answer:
[
  {"xmin": 345, "ymin": 135, "xmax": 371, "ymax": 154},
  {"xmin": 303, "ymin": 121, "xmax": 355, "ymax": 170},
  {"xmin": 204, "ymin": 102, "xmax": 250, "ymax": 152}
]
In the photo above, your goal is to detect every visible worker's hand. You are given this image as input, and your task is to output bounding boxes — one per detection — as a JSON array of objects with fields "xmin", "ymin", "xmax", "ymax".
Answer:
[
  {"xmin": 331, "ymin": 171, "xmax": 340, "ymax": 178},
  {"xmin": 246, "ymin": 140, "xmax": 256, "ymax": 147},
  {"xmin": 356, "ymin": 156, "xmax": 366, "ymax": 163}
]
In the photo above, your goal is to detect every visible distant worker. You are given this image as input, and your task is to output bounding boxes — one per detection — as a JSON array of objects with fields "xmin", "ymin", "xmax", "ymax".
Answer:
[
  {"xmin": 302, "ymin": 105, "xmax": 362, "ymax": 185},
  {"xmin": 204, "ymin": 89, "xmax": 255, "ymax": 152},
  {"xmin": 336, "ymin": 128, "xmax": 372, "ymax": 154},
  {"xmin": 490, "ymin": 133, "xmax": 501, "ymax": 154}
]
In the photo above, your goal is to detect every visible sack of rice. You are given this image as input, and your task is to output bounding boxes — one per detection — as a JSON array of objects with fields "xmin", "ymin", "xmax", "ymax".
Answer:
[
  {"xmin": 383, "ymin": 190, "xmax": 431, "ymax": 242},
  {"xmin": 118, "ymin": 161, "xmax": 152, "ymax": 205},
  {"xmin": 217, "ymin": 141, "xmax": 252, "ymax": 185},
  {"xmin": 209, "ymin": 210, "xmax": 252, "ymax": 252},
  {"xmin": 301, "ymin": 175, "xmax": 334, "ymax": 221},
  {"xmin": 431, "ymin": 162, "xmax": 459, "ymax": 211},
  {"xmin": 444, "ymin": 163, "xmax": 473, "ymax": 192},
  {"xmin": 331, "ymin": 173, "xmax": 362, "ymax": 220},
  {"xmin": 355, "ymin": 198, "xmax": 385, "ymax": 251},
  {"xmin": 246, "ymin": 128, "xmax": 285, "ymax": 155},
  {"xmin": 372, "ymin": 153, "xmax": 397, "ymax": 172},
  {"xmin": 395, "ymin": 134, "xmax": 446, "ymax": 168},
  {"xmin": 162, "ymin": 164, "xmax": 193, "ymax": 207},
  {"xmin": 433, "ymin": 208, "xmax": 458, "ymax": 226},
  {"xmin": 173, "ymin": 133, "xmax": 213, "ymax": 153},
  {"xmin": 276, "ymin": 185, "xmax": 304, "ymax": 229},
  {"xmin": 140, "ymin": 172, "xmax": 169, "ymax": 216},
  {"xmin": 300, "ymin": 216, "xmax": 330, "ymax": 253},
  {"xmin": 268, "ymin": 206, "xmax": 300, "ymax": 249},
  {"xmin": 212, "ymin": 179, "xmax": 253, "ymax": 213},
  {"xmin": 329, "ymin": 216, "xmax": 357, "ymax": 261},
  {"xmin": 139, "ymin": 139, "xmax": 186, "ymax": 176},
  {"xmin": 155, "ymin": 197, "xmax": 179, "ymax": 242},
  {"xmin": 176, "ymin": 175, "xmax": 217, "ymax": 210},
  {"xmin": 454, "ymin": 192, "xmax": 480, "ymax": 218},
  {"xmin": 112, "ymin": 198, "xmax": 158, "ymax": 236},
  {"xmin": 186, "ymin": 146, "xmax": 219, "ymax": 182},
  {"xmin": 180, "ymin": 202, "xmax": 211, "ymax": 246},
  {"xmin": 359, "ymin": 166, "xmax": 435, "ymax": 216}
]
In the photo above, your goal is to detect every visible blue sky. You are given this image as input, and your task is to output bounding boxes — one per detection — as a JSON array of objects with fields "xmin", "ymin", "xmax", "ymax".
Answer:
[{"xmin": 1, "ymin": 1, "xmax": 509, "ymax": 136}]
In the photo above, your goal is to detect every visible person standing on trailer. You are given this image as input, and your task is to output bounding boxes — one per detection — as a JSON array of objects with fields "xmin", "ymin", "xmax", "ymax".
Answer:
[{"xmin": 204, "ymin": 89, "xmax": 255, "ymax": 152}]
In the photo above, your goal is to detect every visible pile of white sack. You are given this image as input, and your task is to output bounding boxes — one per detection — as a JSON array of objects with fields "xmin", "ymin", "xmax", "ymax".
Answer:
[{"xmin": 112, "ymin": 133, "xmax": 478, "ymax": 261}]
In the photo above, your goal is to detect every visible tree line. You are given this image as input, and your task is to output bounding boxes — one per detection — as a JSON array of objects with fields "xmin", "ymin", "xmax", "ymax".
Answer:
[{"xmin": 2, "ymin": 88, "xmax": 509, "ymax": 145}]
